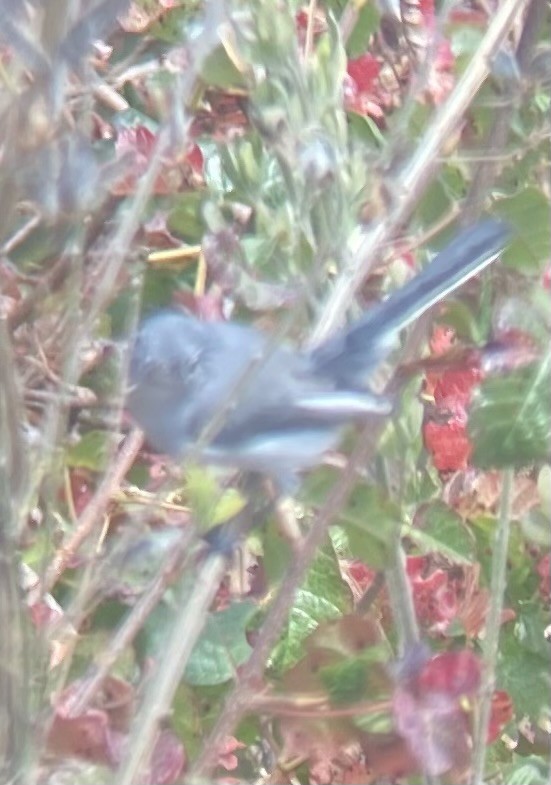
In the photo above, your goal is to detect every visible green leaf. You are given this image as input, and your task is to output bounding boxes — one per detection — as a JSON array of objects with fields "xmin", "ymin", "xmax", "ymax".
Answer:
[
  {"xmin": 66, "ymin": 430, "xmax": 110, "ymax": 471},
  {"xmin": 269, "ymin": 544, "xmax": 352, "ymax": 673},
  {"xmin": 513, "ymin": 603, "xmax": 550, "ymax": 660},
  {"xmin": 346, "ymin": 4, "xmax": 381, "ymax": 58},
  {"xmin": 416, "ymin": 177, "xmax": 454, "ymax": 228},
  {"xmin": 184, "ymin": 465, "xmax": 245, "ymax": 530},
  {"xmin": 347, "ymin": 111, "xmax": 385, "ymax": 148},
  {"xmin": 262, "ymin": 515, "xmax": 294, "ymax": 585},
  {"xmin": 309, "ymin": 14, "xmax": 347, "ymax": 107},
  {"xmin": 304, "ymin": 470, "xmax": 399, "ymax": 568},
  {"xmin": 339, "ymin": 484, "xmax": 400, "ymax": 569},
  {"xmin": 468, "ymin": 362, "xmax": 551, "ymax": 469},
  {"xmin": 168, "ymin": 191, "xmax": 206, "ymax": 242},
  {"xmin": 500, "ymin": 756, "xmax": 549, "ymax": 785},
  {"xmin": 318, "ymin": 646, "xmax": 392, "ymax": 706},
  {"xmin": 497, "ymin": 188, "xmax": 551, "ymax": 274},
  {"xmin": 184, "ymin": 601, "xmax": 256, "ymax": 686},
  {"xmin": 319, "ymin": 656, "xmax": 368, "ymax": 705},
  {"xmin": 407, "ymin": 502, "xmax": 476, "ymax": 563},
  {"xmin": 112, "ymin": 108, "xmax": 158, "ymax": 133},
  {"xmin": 172, "ymin": 681, "xmax": 231, "ymax": 759},
  {"xmin": 519, "ymin": 508, "xmax": 551, "ymax": 548},
  {"xmin": 201, "ymin": 44, "xmax": 247, "ymax": 91},
  {"xmin": 497, "ymin": 625, "xmax": 551, "ymax": 717},
  {"xmin": 149, "ymin": 3, "xmax": 200, "ymax": 45},
  {"xmin": 140, "ymin": 265, "xmax": 188, "ymax": 311},
  {"xmin": 435, "ymin": 298, "xmax": 489, "ymax": 344}
]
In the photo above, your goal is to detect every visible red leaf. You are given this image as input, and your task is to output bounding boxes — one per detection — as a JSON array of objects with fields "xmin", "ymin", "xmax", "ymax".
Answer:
[
  {"xmin": 406, "ymin": 556, "xmax": 460, "ymax": 633},
  {"xmin": 185, "ymin": 143, "xmax": 204, "ymax": 176},
  {"xmin": 47, "ymin": 677, "xmax": 135, "ymax": 766},
  {"xmin": 148, "ymin": 730, "xmax": 186, "ymax": 784},
  {"xmin": 217, "ymin": 736, "xmax": 246, "ymax": 771},
  {"xmin": 172, "ymin": 289, "xmax": 225, "ymax": 321},
  {"xmin": 432, "ymin": 366, "xmax": 482, "ymax": 411},
  {"xmin": 423, "ymin": 326, "xmax": 485, "ymax": 471},
  {"xmin": 419, "ymin": 0, "xmax": 435, "ymax": 26},
  {"xmin": 429, "ymin": 325, "xmax": 456, "ymax": 355},
  {"xmin": 347, "ymin": 54, "xmax": 380, "ymax": 93},
  {"xmin": 47, "ymin": 705, "xmax": 123, "ymax": 766},
  {"xmin": 416, "ymin": 650, "xmax": 481, "ymax": 697},
  {"xmin": 343, "ymin": 559, "xmax": 378, "ymax": 594},
  {"xmin": 112, "ymin": 125, "xmax": 199, "ymax": 196},
  {"xmin": 68, "ymin": 469, "xmax": 95, "ymax": 516},
  {"xmin": 423, "ymin": 418, "xmax": 472, "ymax": 472},
  {"xmin": 487, "ymin": 690, "xmax": 514, "ymax": 743},
  {"xmin": 344, "ymin": 54, "xmax": 385, "ymax": 122}
]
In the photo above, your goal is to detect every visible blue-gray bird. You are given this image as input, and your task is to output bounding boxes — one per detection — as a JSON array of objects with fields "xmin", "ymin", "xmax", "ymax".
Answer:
[{"xmin": 127, "ymin": 220, "xmax": 509, "ymax": 488}]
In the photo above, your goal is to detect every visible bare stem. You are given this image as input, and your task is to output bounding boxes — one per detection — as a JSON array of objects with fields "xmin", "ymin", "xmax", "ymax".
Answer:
[
  {"xmin": 311, "ymin": 0, "xmax": 528, "ymax": 345},
  {"xmin": 471, "ymin": 468, "xmax": 513, "ymax": 784}
]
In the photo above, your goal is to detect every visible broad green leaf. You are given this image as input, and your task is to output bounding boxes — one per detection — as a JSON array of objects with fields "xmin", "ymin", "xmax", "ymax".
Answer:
[
  {"xmin": 168, "ymin": 191, "xmax": 206, "ymax": 242},
  {"xmin": 519, "ymin": 508, "xmax": 551, "ymax": 548},
  {"xmin": 66, "ymin": 430, "xmax": 110, "ymax": 471},
  {"xmin": 500, "ymin": 756, "xmax": 549, "ymax": 785},
  {"xmin": 112, "ymin": 108, "xmax": 157, "ymax": 133},
  {"xmin": 497, "ymin": 625, "xmax": 551, "ymax": 717},
  {"xmin": 346, "ymin": 4, "xmax": 381, "ymax": 58},
  {"xmin": 269, "ymin": 544, "xmax": 353, "ymax": 673},
  {"xmin": 406, "ymin": 502, "xmax": 476, "ymax": 563},
  {"xmin": 184, "ymin": 601, "xmax": 256, "ymax": 686},
  {"xmin": 178, "ymin": 681, "xmax": 235, "ymax": 760},
  {"xmin": 201, "ymin": 45, "xmax": 247, "ymax": 90},
  {"xmin": 319, "ymin": 656, "xmax": 368, "ymax": 705},
  {"xmin": 339, "ymin": 488, "xmax": 399, "ymax": 569},
  {"xmin": 141, "ymin": 265, "xmax": 191, "ymax": 311},
  {"xmin": 262, "ymin": 515, "xmax": 294, "ymax": 586},
  {"xmin": 469, "ymin": 362, "xmax": 551, "ymax": 469},
  {"xmin": 149, "ymin": 3, "xmax": 200, "ymax": 45},
  {"xmin": 347, "ymin": 111, "xmax": 385, "ymax": 148},
  {"xmin": 317, "ymin": 640, "xmax": 391, "ymax": 706},
  {"xmin": 497, "ymin": 188, "xmax": 551, "ymax": 274},
  {"xmin": 513, "ymin": 603, "xmax": 550, "ymax": 660},
  {"xmin": 304, "ymin": 470, "xmax": 399, "ymax": 568}
]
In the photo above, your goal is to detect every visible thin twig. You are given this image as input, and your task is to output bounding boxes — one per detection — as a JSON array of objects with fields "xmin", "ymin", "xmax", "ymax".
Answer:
[
  {"xmin": 65, "ymin": 526, "xmax": 196, "ymax": 716},
  {"xmin": 0, "ymin": 210, "xmax": 42, "ymax": 255},
  {"xmin": 385, "ymin": 537, "xmax": 420, "ymax": 654},
  {"xmin": 311, "ymin": 0, "xmax": 528, "ymax": 345},
  {"xmin": 79, "ymin": 1, "xmax": 227, "ymax": 337},
  {"xmin": 188, "ymin": 417, "xmax": 386, "ymax": 780},
  {"xmin": 471, "ymin": 469, "xmax": 513, "ymax": 784},
  {"xmin": 0, "ymin": 319, "xmax": 32, "ymax": 783},
  {"xmin": 41, "ymin": 428, "xmax": 144, "ymax": 594},
  {"xmin": 303, "ymin": 0, "xmax": 317, "ymax": 60},
  {"xmin": 463, "ymin": 0, "xmax": 546, "ymax": 225},
  {"xmin": 117, "ymin": 551, "xmax": 228, "ymax": 785}
]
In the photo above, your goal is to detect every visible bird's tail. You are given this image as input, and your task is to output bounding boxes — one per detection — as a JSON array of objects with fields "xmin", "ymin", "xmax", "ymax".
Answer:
[{"xmin": 311, "ymin": 219, "xmax": 511, "ymax": 387}]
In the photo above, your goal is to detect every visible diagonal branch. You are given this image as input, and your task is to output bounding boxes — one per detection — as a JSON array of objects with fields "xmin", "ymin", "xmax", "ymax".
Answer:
[{"xmin": 311, "ymin": 0, "xmax": 529, "ymax": 345}]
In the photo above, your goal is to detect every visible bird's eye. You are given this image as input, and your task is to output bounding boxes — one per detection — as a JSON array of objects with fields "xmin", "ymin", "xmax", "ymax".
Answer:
[
  {"xmin": 167, "ymin": 358, "xmax": 184, "ymax": 381},
  {"xmin": 144, "ymin": 358, "xmax": 162, "ymax": 381},
  {"xmin": 164, "ymin": 349, "xmax": 201, "ymax": 383}
]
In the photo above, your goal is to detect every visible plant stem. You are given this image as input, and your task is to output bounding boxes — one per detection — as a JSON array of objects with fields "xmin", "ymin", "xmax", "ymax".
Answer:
[{"xmin": 471, "ymin": 468, "xmax": 513, "ymax": 784}]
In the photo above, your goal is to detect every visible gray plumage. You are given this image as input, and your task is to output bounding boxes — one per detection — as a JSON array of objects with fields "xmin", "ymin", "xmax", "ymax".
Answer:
[{"xmin": 128, "ymin": 219, "xmax": 510, "ymax": 485}]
